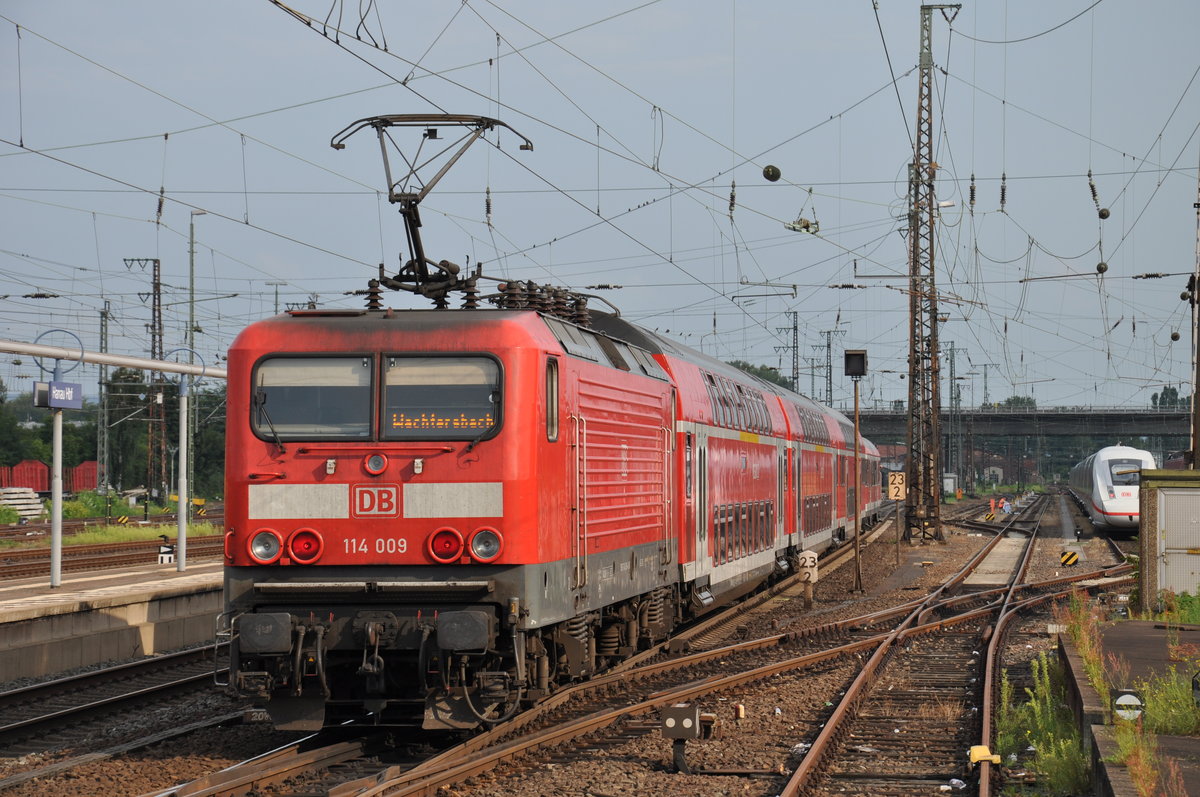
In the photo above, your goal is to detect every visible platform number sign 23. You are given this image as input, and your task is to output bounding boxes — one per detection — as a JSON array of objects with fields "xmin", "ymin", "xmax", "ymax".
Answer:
[{"xmin": 887, "ymin": 471, "xmax": 907, "ymax": 501}]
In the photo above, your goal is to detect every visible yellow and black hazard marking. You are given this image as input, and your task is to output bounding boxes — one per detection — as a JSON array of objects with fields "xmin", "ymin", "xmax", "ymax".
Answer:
[
  {"xmin": 1060, "ymin": 550, "xmax": 1079, "ymax": 566},
  {"xmin": 116, "ymin": 515, "xmax": 129, "ymax": 525},
  {"xmin": 984, "ymin": 512, "xmax": 996, "ymax": 521},
  {"xmin": 197, "ymin": 507, "xmax": 207, "ymax": 516}
]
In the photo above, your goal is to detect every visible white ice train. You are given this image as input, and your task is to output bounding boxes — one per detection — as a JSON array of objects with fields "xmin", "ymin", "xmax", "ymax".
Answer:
[{"xmin": 1068, "ymin": 445, "xmax": 1157, "ymax": 534}]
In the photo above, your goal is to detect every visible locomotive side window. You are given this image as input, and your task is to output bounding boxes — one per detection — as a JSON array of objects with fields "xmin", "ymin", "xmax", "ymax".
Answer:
[
  {"xmin": 253, "ymin": 356, "xmax": 372, "ymax": 439},
  {"xmin": 383, "ymin": 356, "xmax": 501, "ymax": 440},
  {"xmin": 546, "ymin": 357, "xmax": 560, "ymax": 442}
]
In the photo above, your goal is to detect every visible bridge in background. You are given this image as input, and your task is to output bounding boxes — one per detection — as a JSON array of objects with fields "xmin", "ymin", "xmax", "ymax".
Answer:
[{"xmin": 857, "ymin": 406, "xmax": 1189, "ymax": 442}]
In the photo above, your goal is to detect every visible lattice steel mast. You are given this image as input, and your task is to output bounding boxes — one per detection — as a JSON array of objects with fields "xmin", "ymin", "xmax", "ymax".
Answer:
[
  {"xmin": 904, "ymin": 4, "xmax": 958, "ymax": 543},
  {"xmin": 127, "ymin": 258, "xmax": 167, "ymax": 504}
]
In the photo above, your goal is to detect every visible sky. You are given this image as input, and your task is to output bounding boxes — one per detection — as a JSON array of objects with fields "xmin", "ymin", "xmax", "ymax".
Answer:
[{"xmin": 0, "ymin": 0, "xmax": 1197, "ymax": 412}]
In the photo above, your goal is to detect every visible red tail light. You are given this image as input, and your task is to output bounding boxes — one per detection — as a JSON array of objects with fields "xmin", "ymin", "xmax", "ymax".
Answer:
[
  {"xmin": 428, "ymin": 527, "xmax": 464, "ymax": 563},
  {"xmin": 288, "ymin": 528, "xmax": 323, "ymax": 564}
]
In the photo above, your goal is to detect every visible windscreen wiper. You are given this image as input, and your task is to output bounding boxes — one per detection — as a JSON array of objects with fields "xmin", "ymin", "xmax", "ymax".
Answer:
[{"xmin": 253, "ymin": 389, "xmax": 287, "ymax": 455}]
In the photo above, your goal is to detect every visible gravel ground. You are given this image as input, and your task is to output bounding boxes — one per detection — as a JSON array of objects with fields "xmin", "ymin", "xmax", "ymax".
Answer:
[
  {"xmin": 447, "ymin": 500, "xmax": 1124, "ymax": 797},
  {"xmin": 0, "ymin": 689, "xmax": 304, "ymax": 797},
  {"xmin": 2, "ymin": 496, "xmax": 1123, "ymax": 797}
]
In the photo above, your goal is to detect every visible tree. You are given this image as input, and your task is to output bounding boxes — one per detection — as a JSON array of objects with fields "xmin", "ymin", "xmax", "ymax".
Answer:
[
  {"xmin": 105, "ymin": 367, "xmax": 152, "ymax": 491},
  {"xmin": 191, "ymin": 383, "xmax": 226, "ymax": 498},
  {"xmin": 1000, "ymin": 395, "xmax": 1037, "ymax": 409},
  {"xmin": 1153, "ymin": 385, "xmax": 1183, "ymax": 409},
  {"xmin": 727, "ymin": 360, "xmax": 792, "ymax": 390}
]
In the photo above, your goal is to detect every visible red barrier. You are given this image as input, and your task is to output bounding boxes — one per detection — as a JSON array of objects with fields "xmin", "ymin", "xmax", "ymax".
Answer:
[
  {"xmin": 0, "ymin": 460, "xmax": 100, "ymax": 493},
  {"xmin": 69, "ymin": 461, "xmax": 99, "ymax": 493},
  {"xmin": 10, "ymin": 460, "xmax": 49, "ymax": 493}
]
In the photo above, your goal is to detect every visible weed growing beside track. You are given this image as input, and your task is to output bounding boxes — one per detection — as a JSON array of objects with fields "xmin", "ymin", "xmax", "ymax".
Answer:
[
  {"xmin": 995, "ymin": 652, "xmax": 1089, "ymax": 796},
  {"xmin": 1058, "ymin": 589, "xmax": 1194, "ymax": 797}
]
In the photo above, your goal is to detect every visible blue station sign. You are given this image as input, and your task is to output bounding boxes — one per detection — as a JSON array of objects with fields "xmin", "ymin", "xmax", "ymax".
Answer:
[{"xmin": 35, "ymin": 381, "xmax": 84, "ymax": 409}]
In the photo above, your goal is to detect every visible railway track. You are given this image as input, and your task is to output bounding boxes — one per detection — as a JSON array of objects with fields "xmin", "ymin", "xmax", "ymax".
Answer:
[
  {"xmin": 0, "ymin": 644, "xmax": 229, "ymax": 755},
  {"xmin": 0, "ymin": 533, "xmax": 225, "ymax": 577},
  {"xmin": 154, "ymin": 499, "xmax": 1134, "ymax": 797}
]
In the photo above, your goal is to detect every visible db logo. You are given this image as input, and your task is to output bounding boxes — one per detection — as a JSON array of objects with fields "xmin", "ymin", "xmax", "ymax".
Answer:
[{"xmin": 353, "ymin": 484, "xmax": 400, "ymax": 517}]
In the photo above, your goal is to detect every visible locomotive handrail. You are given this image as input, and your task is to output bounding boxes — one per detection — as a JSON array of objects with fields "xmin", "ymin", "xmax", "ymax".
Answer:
[
  {"xmin": 572, "ymin": 414, "xmax": 588, "ymax": 589},
  {"xmin": 247, "ymin": 471, "xmax": 286, "ymax": 480},
  {"xmin": 661, "ymin": 425, "xmax": 673, "ymax": 566},
  {"xmin": 375, "ymin": 580, "xmax": 494, "ymax": 592},
  {"xmin": 253, "ymin": 580, "xmax": 495, "ymax": 594}
]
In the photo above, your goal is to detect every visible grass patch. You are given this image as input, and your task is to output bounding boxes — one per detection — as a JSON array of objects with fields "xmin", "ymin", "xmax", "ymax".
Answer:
[
  {"xmin": 995, "ymin": 652, "xmax": 1089, "ymax": 795},
  {"xmin": 0, "ymin": 523, "xmax": 218, "ymax": 550},
  {"xmin": 1140, "ymin": 668, "xmax": 1200, "ymax": 735},
  {"xmin": 1054, "ymin": 589, "xmax": 1196, "ymax": 796}
]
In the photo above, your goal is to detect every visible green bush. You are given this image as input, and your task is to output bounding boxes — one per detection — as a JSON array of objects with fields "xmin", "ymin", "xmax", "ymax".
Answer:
[
  {"xmin": 71, "ymin": 491, "xmax": 111, "ymax": 516},
  {"xmin": 1141, "ymin": 667, "xmax": 1200, "ymax": 736},
  {"xmin": 0, "ymin": 505, "xmax": 20, "ymax": 524},
  {"xmin": 60, "ymin": 500, "xmax": 92, "ymax": 519}
]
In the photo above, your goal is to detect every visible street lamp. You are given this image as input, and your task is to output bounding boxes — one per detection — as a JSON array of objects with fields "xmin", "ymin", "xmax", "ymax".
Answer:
[{"xmin": 845, "ymin": 349, "xmax": 867, "ymax": 593}]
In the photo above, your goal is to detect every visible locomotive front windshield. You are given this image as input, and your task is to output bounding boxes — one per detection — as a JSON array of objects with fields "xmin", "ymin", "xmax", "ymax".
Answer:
[
  {"xmin": 253, "ymin": 357, "xmax": 372, "ymax": 439},
  {"xmin": 1108, "ymin": 458, "xmax": 1142, "ymax": 486},
  {"xmin": 383, "ymin": 356, "xmax": 500, "ymax": 440}
]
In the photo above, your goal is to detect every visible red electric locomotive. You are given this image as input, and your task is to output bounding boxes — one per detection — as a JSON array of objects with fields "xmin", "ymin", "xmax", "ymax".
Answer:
[{"xmin": 218, "ymin": 115, "xmax": 882, "ymax": 730}]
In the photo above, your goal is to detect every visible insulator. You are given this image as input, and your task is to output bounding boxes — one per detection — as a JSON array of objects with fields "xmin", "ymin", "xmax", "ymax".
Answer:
[
  {"xmin": 529, "ymin": 281, "xmax": 546, "ymax": 311},
  {"xmin": 596, "ymin": 623, "xmax": 620, "ymax": 656},
  {"xmin": 999, "ymin": 173, "xmax": 1007, "ymax": 210},
  {"xmin": 572, "ymin": 295, "xmax": 591, "ymax": 327},
  {"xmin": 969, "ymin": 174, "xmax": 976, "ymax": 210},
  {"xmin": 1088, "ymin": 169, "xmax": 1099, "ymax": 205},
  {"xmin": 461, "ymin": 277, "xmax": 480, "ymax": 309},
  {"xmin": 365, "ymin": 279, "xmax": 383, "ymax": 310},
  {"xmin": 728, "ymin": 181, "xmax": 736, "ymax": 217},
  {"xmin": 503, "ymin": 280, "xmax": 520, "ymax": 309},
  {"xmin": 554, "ymin": 288, "xmax": 571, "ymax": 318},
  {"xmin": 485, "ymin": 186, "xmax": 493, "ymax": 227}
]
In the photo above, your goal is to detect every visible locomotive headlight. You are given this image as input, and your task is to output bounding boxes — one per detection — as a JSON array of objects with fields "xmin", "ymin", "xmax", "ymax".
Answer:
[
  {"xmin": 287, "ymin": 528, "xmax": 323, "ymax": 564},
  {"xmin": 364, "ymin": 453, "xmax": 388, "ymax": 475},
  {"xmin": 469, "ymin": 527, "xmax": 503, "ymax": 563},
  {"xmin": 248, "ymin": 529, "xmax": 283, "ymax": 564}
]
